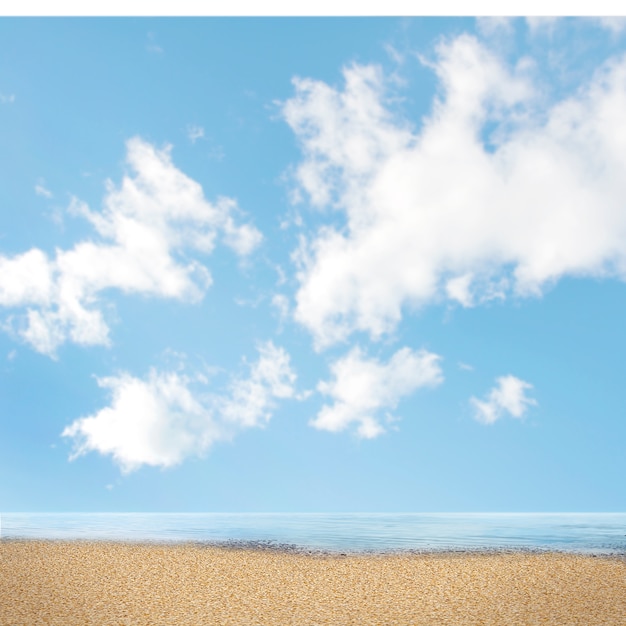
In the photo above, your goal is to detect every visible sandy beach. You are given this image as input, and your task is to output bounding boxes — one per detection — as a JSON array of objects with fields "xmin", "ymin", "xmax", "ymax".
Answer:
[{"xmin": 1, "ymin": 541, "xmax": 624, "ymax": 625}]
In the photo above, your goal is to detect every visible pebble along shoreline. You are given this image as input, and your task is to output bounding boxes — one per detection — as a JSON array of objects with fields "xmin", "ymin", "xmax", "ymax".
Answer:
[{"xmin": 1, "ymin": 539, "xmax": 625, "ymax": 625}]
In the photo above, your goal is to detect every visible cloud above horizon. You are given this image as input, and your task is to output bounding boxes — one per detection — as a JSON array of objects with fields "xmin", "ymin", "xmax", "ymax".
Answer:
[
  {"xmin": 0, "ymin": 137, "xmax": 261, "ymax": 356},
  {"xmin": 312, "ymin": 346, "xmax": 443, "ymax": 438},
  {"xmin": 62, "ymin": 341, "xmax": 297, "ymax": 472},
  {"xmin": 471, "ymin": 375, "xmax": 536, "ymax": 425},
  {"xmin": 12, "ymin": 25, "xmax": 613, "ymax": 478},
  {"xmin": 284, "ymin": 34, "xmax": 626, "ymax": 348}
]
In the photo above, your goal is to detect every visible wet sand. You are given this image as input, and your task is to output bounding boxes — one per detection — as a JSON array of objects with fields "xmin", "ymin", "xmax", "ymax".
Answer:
[{"xmin": 1, "ymin": 540, "xmax": 625, "ymax": 625}]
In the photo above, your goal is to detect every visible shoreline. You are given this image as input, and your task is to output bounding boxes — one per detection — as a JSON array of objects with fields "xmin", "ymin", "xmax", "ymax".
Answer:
[
  {"xmin": 2, "ymin": 540, "xmax": 625, "ymax": 624},
  {"xmin": 2, "ymin": 535, "xmax": 626, "ymax": 559}
]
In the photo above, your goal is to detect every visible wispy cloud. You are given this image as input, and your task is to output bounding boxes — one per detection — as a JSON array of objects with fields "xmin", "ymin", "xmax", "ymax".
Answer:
[
  {"xmin": 592, "ymin": 17, "xmax": 626, "ymax": 34},
  {"xmin": 146, "ymin": 32, "xmax": 163, "ymax": 54},
  {"xmin": 524, "ymin": 17, "xmax": 626, "ymax": 36},
  {"xmin": 271, "ymin": 293, "xmax": 290, "ymax": 323},
  {"xmin": 0, "ymin": 93, "xmax": 15, "ymax": 104},
  {"xmin": 476, "ymin": 17, "xmax": 515, "ymax": 38},
  {"xmin": 470, "ymin": 375, "xmax": 536, "ymax": 425},
  {"xmin": 187, "ymin": 124, "xmax": 205, "ymax": 143},
  {"xmin": 312, "ymin": 346, "xmax": 443, "ymax": 438},
  {"xmin": 219, "ymin": 342, "xmax": 298, "ymax": 428},
  {"xmin": 383, "ymin": 43, "xmax": 405, "ymax": 65},
  {"xmin": 35, "ymin": 182, "xmax": 53, "ymax": 198},
  {"xmin": 63, "ymin": 341, "xmax": 297, "ymax": 472},
  {"xmin": 525, "ymin": 17, "xmax": 560, "ymax": 36}
]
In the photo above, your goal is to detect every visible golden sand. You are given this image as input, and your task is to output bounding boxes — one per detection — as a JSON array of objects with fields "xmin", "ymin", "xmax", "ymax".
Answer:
[{"xmin": 1, "ymin": 541, "xmax": 625, "ymax": 625}]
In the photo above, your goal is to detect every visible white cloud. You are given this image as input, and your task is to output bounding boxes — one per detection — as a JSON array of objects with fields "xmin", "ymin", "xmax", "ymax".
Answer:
[
  {"xmin": 0, "ymin": 249, "xmax": 53, "ymax": 308},
  {"xmin": 0, "ymin": 93, "xmax": 15, "ymax": 104},
  {"xmin": 312, "ymin": 346, "xmax": 443, "ymax": 438},
  {"xmin": 383, "ymin": 43, "xmax": 405, "ymax": 65},
  {"xmin": 523, "ymin": 17, "xmax": 626, "ymax": 37},
  {"xmin": 146, "ymin": 32, "xmax": 163, "ymax": 54},
  {"xmin": 271, "ymin": 293, "xmax": 290, "ymax": 322},
  {"xmin": 283, "ymin": 34, "xmax": 626, "ymax": 348},
  {"xmin": 470, "ymin": 375, "xmax": 536, "ymax": 425},
  {"xmin": 35, "ymin": 183, "xmax": 53, "ymax": 198},
  {"xmin": 476, "ymin": 17, "xmax": 515, "ymax": 38},
  {"xmin": 187, "ymin": 124, "xmax": 205, "ymax": 143},
  {"xmin": 445, "ymin": 273, "xmax": 474, "ymax": 307},
  {"xmin": 525, "ymin": 17, "xmax": 560, "ymax": 35},
  {"xmin": 62, "ymin": 341, "xmax": 296, "ymax": 472},
  {"xmin": 63, "ymin": 369, "xmax": 219, "ymax": 473},
  {"xmin": 219, "ymin": 341, "xmax": 297, "ymax": 428},
  {"xmin": 591, "ymin": 18, "xmax": 626, "ymax": 34},
  {"xmin": 0, "ymin": 137, "xmax": 261, "ymax": 356},
  {"xmin": 219, "ymin": 199, "xmax": 263, "ymax": 256}
]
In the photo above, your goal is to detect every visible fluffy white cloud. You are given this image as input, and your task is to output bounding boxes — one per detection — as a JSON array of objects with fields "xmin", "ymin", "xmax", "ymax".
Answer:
[
  {"xmin": 312, "ymin": 347, "xmax": 443, "ymax": 439},
  {"xmin": 284, "ymin": 34, "xmax": 626, "ymax": 348},
  {"xmin": 0, "ymin": 137, "xmax": 261, "ymax": 356},
  {"xmin": 62, "ymin": 369, "xmax": 217, "ymax": 473},
  {"xmin": 0, "ymin": 249, "xmax": 53, "ymax": 308},
  {"xmin": 62, "ymin": 342, "xmax": 296, "ymax": 472},
  {"xmin": 470, "ymin": 375, "xmax": 536, "ymax": 425}
]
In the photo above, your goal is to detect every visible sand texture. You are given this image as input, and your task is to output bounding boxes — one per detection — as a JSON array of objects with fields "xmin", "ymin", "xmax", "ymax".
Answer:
[{"xmin": 1, "ymin": 541, "xmax": 625, "ymax": 625}]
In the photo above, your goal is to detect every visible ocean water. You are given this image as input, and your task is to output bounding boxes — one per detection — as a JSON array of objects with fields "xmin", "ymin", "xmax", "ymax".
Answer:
[{"xmin": 2, "ymin": 513, "xmax": 625, "ymax": 554}]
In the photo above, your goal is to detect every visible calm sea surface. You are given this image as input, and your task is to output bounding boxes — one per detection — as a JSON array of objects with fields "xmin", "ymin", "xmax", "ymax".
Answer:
[{"xmin": 2, "ymin": 513, "xmax": 625, "ymax": 554}]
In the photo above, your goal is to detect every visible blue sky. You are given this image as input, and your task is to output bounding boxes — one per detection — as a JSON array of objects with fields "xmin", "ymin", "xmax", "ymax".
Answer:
[{"xmin": 1, "ymin": 16, "xmax": 625, "ymax": 512}]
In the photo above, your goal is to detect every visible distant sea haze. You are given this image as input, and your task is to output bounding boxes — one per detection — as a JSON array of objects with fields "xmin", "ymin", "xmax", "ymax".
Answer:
[{"xmin": 2, "ymin": 513, "xmax": 625, "ymax": 555}]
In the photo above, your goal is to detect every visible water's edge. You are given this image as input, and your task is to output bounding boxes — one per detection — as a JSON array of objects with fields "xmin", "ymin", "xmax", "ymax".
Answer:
[
  {"xmin": 3, "ymin": 536, "xmax": 626, "ymax": 562},
  {"xmin": 3, "ymin": 513, "xmax": 625, "ymax": 556}
]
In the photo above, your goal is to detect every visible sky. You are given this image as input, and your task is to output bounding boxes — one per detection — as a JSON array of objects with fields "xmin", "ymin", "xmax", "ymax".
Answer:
[{"xmin": 1, "ymin": 15, "xmax": 626, "ymax": 512}]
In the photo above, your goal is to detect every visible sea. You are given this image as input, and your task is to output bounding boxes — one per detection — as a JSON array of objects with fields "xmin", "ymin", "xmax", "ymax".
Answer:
[{"xmin": 2, "ymin": 512, "xmax": 626, "ymax": 555}]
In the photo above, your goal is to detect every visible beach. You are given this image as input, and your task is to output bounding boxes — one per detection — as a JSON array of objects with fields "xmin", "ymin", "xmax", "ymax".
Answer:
[{"xmin": 1, "ymin": 541, "xmax": 624, "ymax": 625}]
